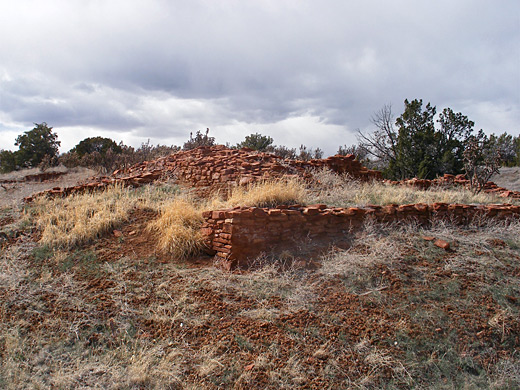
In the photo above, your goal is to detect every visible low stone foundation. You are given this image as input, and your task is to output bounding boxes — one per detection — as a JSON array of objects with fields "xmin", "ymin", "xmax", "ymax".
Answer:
[
  {"xmin": 202, "ymin": 203, "xmax": 520, "ymax": 269},
  {"xmin": 386, "ymin": 174, "xmax": 520, "ymax": 199}
]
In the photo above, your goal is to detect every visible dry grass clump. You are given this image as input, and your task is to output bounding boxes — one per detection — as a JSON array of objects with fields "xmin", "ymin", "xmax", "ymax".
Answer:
[
  {"xmin": 226, "ymin": 177, "xmax": 307, "ymax": 208},
  {"xmin": 27, "ymin": 183, "xmax": 182, "ymax": 249},
  {"xmin": 146, "ymin": 176, "xmax": 307, "ymax": 259},
  {"xmin": 33, "ymin": 184, "xmax": 138, "ymax": 248},
  {"xmin": 308, "ymin": 168, "xmax": 518, "ymax": 207},
  {"xmin": 147, "ymin": 198, "xmax": 205, "ymax": 259},
  {"xmin": 28, "ymin": 178, "xmax": 306, "ymax": 257}
]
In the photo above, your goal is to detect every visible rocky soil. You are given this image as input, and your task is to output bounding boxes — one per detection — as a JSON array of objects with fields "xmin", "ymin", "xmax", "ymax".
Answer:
[{"xmin": 1, "ymin": 149, "xmax": 519, "ymax": 389}]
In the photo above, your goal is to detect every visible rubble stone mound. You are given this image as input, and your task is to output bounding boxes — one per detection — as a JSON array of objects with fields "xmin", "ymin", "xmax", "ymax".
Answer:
[
  {"xmin": 24, "ymin": 145, "xmax": 381, "ymax": 201},
  {"xmin": 114, "ymin": 145, "xmax": 381, "ymax": 193}
]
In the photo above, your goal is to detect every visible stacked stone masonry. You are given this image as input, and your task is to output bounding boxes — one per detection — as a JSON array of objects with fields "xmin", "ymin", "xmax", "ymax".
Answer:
[
  {"xmin": 202, "ymin": 203, "xmax": 520, "ymax": 270},
  {"xmin": 24, "ymin": 147, "xmax": 520, "ymax": 202},
  {"xmin": 23, "ymin": 171, "xmax": 162, "ymax": 202},
  {"xmin": 24, "ymin": 145, "xmax": 381, "ymax": 201},
  {"xmin": 112, "ymin": 145, "xmax": 381, "ymax": 198}
]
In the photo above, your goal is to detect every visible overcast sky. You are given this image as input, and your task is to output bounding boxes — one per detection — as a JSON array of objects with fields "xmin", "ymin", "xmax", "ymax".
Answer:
[{"xmin": 1, "ymin": 0, "xmax": 519, "ymax": 156}]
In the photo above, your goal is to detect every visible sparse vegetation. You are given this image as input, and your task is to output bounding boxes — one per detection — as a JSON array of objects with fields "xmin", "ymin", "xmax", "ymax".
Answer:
[
  {"xmin": 148, "ymin": 198, "xmax": 206, "ymax": 259},
  {"xmin": 60, "ymin": 139, "xmax": 180, "ymax": 173},
  {"xmin": 1, "ymin": 140, "xmax": 519, "ymax": 389},
  {"xmin": 308, "ymin": 168, "xmax": 518, "ymax": 207},
  {"xmin": 226, "ymin": 177, "xmax": 307, "ymax": 208},
  {"xmin": 2, "ymin": 207, "xmax": 518, "ymax": 388}
]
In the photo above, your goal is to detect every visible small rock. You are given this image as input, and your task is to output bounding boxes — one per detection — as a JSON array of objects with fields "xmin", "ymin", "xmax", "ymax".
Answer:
[
  {"xmin": 313, "ymin": 348, "xmax": 329, "ymax": 360},
  {"xmin": 113, "ymin": 230, "xmax": 123, "ymax": 238},
  {"xmin": 434, "ymin": 239, "xmax": 450, "ymax": 251}
]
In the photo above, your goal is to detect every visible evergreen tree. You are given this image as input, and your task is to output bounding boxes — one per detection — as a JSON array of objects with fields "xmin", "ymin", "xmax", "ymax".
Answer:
[
  {"xmin": 14, "ymin": 123, "xmax": 60, "ymax": 168},
  {"xmin": 237, "ymin": 133, "xmax": 274, "ymax": 151},
  {"xmin": 394, "ymin": 99, "xmax": 437, "ymax": 179},
  {"xmin": 70, "ymin": 136, "xmax": 122, "ymax": 157}
]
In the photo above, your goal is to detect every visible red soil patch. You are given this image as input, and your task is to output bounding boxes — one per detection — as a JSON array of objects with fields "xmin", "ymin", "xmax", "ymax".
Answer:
[{"xmin": 92, "ymin": 208, "xmax": 214, "ymax": 268}]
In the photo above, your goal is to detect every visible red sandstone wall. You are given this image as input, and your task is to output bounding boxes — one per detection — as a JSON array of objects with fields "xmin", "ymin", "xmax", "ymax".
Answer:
[
  {"xmin": 116, "ymin": 145, "xmax": 381, "ymax": 190},
  {"xmin": 25, "ymin": 146, "xmax": 518, "ymax": 203},
  {"xmin": 201, "ymin": 203, "xmax": 520, "ymax": 269},
  {"xmin": 1, "ymin": 171, "xmax": 66, "ymax": 185},
  {"xmin": 24, "ymin": 146, "xmax": 381, "ymax": 201},
  {"xmin": 23, "ymin": 171, "xmax": 162, "ymax": 202}
]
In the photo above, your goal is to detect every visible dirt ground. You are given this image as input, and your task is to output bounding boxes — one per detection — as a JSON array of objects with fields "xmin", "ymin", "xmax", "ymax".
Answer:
[
  {"xmin": 0, "ymin": 166, "xmax": 97, "ymax": 207},
  {"xmin": 1, "ymin": 203, "xmax": 519, "ymax": 388},
  {"xmin": 491, "ymin": 167, "xmax": 520, "ymax": 192},
  {"xmin": 0, "ymin": 167, "xmax": 519, "ymax": 388}
]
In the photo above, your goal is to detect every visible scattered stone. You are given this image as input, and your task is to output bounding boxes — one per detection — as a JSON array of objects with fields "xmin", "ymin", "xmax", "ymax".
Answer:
[
  {"xmin": 313, "ymin": 348, "xmax": 330, "ymax": 360},
  {"xmin": 488, "ymin": 238, "xmax": 506, "ymax": 247},
  {"xmin": 24, "ymin": 145, "xmax": 381, "ymax": 202},
  {"xmin": 434, "ymin": 239, "xmax": 451, "ymax": 251}
]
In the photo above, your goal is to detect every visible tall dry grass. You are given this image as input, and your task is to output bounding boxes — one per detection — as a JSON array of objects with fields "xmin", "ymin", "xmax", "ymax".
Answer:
[
  {"xmin": 27, "ymin": 178, "xmax": 307, "ymax": 257},
  {"xmin": 33, "ymin": 185, "xmax": 136, "ymax": 248},
  {"xmin": 29, "ymin": 183, "xmax": 180, "ymax": 249},
  {"xmin": 226, "ymin": 177, "xmax": 307, "ymax": 208},
  {"xmin": 147, "ymin": 198, "xmax": 205, "ymax": 259},
  {"xmin": 146, "ymin": 178, "xmax": 307, "ymax": 259},
  {"xmin": 307, "ymin": 168, "xmax": 518, "ymax": 207}
]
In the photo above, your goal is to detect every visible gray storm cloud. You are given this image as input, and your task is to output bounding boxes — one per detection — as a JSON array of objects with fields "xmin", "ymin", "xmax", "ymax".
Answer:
[{"xmin": 0, "ymin": 0, "xmax": 518, "ymax": 154}]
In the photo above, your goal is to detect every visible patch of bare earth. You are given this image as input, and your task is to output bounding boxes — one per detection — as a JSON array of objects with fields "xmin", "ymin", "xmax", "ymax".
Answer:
[
  {"xmin": 0, "ymin": 166, "xmax": 97, "ymax": 207},
  {"xmin": 491, "ymin": 167, "xmax": 520, "ymax": 192}
]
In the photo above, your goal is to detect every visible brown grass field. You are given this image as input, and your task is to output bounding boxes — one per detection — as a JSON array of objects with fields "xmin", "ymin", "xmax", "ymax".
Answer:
[{"xmin": 0, "ymin": 168, "xmax": 519, "ymax": 389}]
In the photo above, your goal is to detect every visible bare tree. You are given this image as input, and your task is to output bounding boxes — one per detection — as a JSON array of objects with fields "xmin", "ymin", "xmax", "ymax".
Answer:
[{"xmin": 357, "ymin": 104, "xmax": 400, "ymax": 173}]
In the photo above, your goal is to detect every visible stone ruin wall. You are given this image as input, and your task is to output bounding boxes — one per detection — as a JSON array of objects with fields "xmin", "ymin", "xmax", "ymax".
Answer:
[
  {"xmin": 24, "ymin": 145, "xmax": 381, "ymax": 201},
  {"xmin": 115, "ymin": 145, "xmax": 381, "ymax": 196},
  {"xmin": 202, "ymin": 203, "xmax": 520, "ymax": 270},
  {"xmin": 24, "ymin": 146, "xmax": 520, "ymax": 202},
  {"xmin": 1, "ymin": 171, "xmax": 67, "ymax": 185},
  {"xmin": 19, "ymin": 145, "xmax": 520, "ymax": 270}
]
